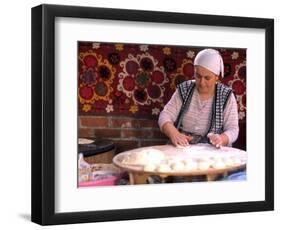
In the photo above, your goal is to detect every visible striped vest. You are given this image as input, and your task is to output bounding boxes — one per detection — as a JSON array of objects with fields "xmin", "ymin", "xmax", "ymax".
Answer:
[{"xmin": 175, "ymin": 80, "xmax": 232, "ymax": 143}]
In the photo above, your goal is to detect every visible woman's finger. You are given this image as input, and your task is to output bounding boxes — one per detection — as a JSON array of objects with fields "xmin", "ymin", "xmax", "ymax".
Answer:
[
  {"xmin": 178, "ymin": 138, "xmax": 188, "ymax": 146},
  {"xmin": 211, "ymin": 137, "xmax": 222, "ymax": 148}
]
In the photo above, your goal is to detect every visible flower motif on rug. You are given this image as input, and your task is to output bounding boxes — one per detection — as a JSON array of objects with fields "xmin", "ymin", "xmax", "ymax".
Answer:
[
  {"xmin": 118, "ymin": 53, "xmax": 169, "ymax": 108},
  {"xmin": 170, "ymin": 59, "xmax": 194, "ymax": 90},
  {"xmin": 78, "ymin": 50, "xmax": 115, "ymax": 113},
  {"xmin": 226, "ymin": 61, "xmax": 246, "ymax": 120}
]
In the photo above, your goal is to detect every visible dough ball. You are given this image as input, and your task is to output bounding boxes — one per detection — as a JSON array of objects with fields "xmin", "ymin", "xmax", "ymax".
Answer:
[
  {"xmin": 182, "ymin": 158, "xmax": 193, "ymax": 164},
  {"xmin": 134, "ymin": 150, "xmax": 151, "ymax": 165},
  {"xmin": 144, "ymin": 164, "xmax": 156, "ymax": 172},
  {"xmin": 211, "ymin": 159, "xmax": 226, "ymax": 169},
  {"xmin": 122, "ymin": 148, "xmax": 164, "ymax": 165},
  {"xmin": 170, "ymin": 161, "xmax": 185, "ymax": 171},
  {"xmin": 156, "ymin": 164, "xmax": 171, "ymax": 173},
  {"xmin": 197, "ymin": 160, "xmax": 211, "ymax": 171},
  {"xmin": 211, "ymin": 156, "xmax": 222, "ymax": 162},
  {"xmin": 166, "ymin": 156, "xmax": 181, "ymax": 165},
  {"xmin": 141, "ymin": 149, "xmax": 165, "ymax": 165},
  {"xmin": 231, "ymin": 157, "xmax": 242, "ymax": 165},
  {"xmin": 183, "ymin": 159, "xmax": 198, "ymax": 171},
  {"xmin": 223, "ymin": 157, "xmax": 235, "ymax": 167}
]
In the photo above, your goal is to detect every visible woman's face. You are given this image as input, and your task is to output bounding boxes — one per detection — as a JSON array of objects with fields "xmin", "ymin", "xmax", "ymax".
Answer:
[{"xmin": 194, "ymin": 66, "xmax": 218, "ymax": 94}]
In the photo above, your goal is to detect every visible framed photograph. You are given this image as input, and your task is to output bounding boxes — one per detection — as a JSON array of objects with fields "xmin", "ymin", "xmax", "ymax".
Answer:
[{"xmin": 31, "ymin": 4, "xmax": 274, "ymax": 225}]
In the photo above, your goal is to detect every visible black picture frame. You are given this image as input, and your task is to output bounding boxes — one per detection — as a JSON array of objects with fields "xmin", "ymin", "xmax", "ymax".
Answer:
[{"xmin": 31, "ymin": 4, "xmax": 274, "ymax": 225}]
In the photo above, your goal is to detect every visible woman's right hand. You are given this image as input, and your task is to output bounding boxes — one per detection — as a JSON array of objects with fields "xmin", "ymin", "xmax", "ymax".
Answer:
[
  {"xmin": 162, "ymin": 122, "xmax": 192, "ymax": 147},
  {"xmin": 169, "ymin": 131, "xmax": 192, "ymax": 147}
]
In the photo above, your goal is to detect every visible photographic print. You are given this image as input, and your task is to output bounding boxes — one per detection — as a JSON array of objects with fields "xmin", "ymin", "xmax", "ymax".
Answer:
[{"xmin": 77, "ymin": 42, "xmax": 247, "ymax": 187}]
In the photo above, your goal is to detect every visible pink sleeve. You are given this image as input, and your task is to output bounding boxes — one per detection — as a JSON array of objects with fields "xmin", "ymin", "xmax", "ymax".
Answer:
[
  {"xmin": 223, "ymin": 93, "xmax": 239, "ymax": 145},
  {"xmin": 158, "ymin": 89, "xmax": 182, "ymax": 131}
]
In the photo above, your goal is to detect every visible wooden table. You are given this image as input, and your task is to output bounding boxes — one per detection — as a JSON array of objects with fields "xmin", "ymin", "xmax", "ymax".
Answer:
[{"xmin": 113, "ymin": 144, "xmax": 247, "ymax": 185}]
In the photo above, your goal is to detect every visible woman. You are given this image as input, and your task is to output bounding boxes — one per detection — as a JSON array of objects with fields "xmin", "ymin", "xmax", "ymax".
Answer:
[{"xmin": 158, "ymin": 49, "xmax": 239, "ymax": 148}]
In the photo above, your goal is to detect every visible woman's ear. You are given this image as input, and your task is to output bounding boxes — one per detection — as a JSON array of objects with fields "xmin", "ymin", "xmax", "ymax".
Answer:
[{"xmin": 215, "ymin": 75, "xmax": 219, "ymax": 81}]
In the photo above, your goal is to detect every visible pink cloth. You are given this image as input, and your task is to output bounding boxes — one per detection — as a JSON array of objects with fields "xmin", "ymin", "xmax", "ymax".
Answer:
[{"xmin": 158, "ymin": 87, "xmax": 239, "ymax": 145}]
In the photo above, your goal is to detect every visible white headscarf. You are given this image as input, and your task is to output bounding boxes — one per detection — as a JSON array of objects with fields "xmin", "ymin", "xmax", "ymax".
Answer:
[{"xmin": 194, "ymin": 49, "xmax": 224, "ymax": 78}]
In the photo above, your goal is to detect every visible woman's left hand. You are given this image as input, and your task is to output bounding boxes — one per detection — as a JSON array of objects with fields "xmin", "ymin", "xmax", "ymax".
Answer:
[{"xmin": 207, "ymin": 133, "xmax": 223, "ymax": 148}]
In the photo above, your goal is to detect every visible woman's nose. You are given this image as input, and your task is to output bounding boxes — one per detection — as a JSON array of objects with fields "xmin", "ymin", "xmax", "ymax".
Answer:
[{"xmin": 198, "ymin": 78, "xmax": 205, "ymax": 85}]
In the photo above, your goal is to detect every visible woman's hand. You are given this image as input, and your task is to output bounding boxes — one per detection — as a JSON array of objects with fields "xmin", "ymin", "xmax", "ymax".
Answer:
[
  {"xmin": 162, "ymin": 122, "xmax": 192, "ymax": 147},
  {"xmin": 207, "ymin": 133, "xmax": 229, "ymax": 148},
  {"xmin": 170, "ymin": 131, "xmax": 193, "ymax": 147}
]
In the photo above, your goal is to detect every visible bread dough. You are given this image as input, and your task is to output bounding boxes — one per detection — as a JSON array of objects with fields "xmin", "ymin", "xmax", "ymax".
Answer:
[
  {"xmin": 143, "ymin": 164, "xmax": 157, "ymax": 172},
  {"xmin": 231, "ymin": 157, "xmax": 242, "ymax": 165},
  {"xmin": 156, "ymin": 164, "xmax": 171, "ymax": 173},
  {"xmin": 223, "ymin": 157, "xmax": 235, "ymax": 167},
  {"xmin": 176, "ymin": 145, "xmax": 190, "ymax": 152},
  {"xmin": 119, "ymin": 144, "xmax": 246, "ymax": 173},
  {"xmin": 170, "ymin": 161, "xmax": 185, "ymax": 171},
  {"xmin": 183, "ymin": 159, "xmax": 198, "ymax": 171},
  {"xmin": 197, "ymin": 160, "xmax": 211, "ymax": 170},
  {"xmin": 78, "ymin": 138, "xmax": 94, "ymax": 144},
  {"xmin": 166, "ymin": 156, "xmax": 182, "ymax": 166},
  {"xmin": 122, "ymin": 148, "xmax": 164, "ymax": 165},
  {"xmin": 211, "ymin": 159, "xmax": 226, "ymax": 169}
]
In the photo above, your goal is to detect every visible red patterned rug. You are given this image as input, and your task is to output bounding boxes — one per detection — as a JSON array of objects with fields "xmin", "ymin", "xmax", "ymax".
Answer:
[{"xmin": 78, "ymin": 42, "xmax": 246, "ymax": 121}]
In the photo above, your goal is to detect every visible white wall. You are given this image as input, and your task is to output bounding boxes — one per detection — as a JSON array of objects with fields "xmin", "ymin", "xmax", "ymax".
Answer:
[{"xmin": 0, "ymin": 0, "xmax": 279, "ymax": 228}]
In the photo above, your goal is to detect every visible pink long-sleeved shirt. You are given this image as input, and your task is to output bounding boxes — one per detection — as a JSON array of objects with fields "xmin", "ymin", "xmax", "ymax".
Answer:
[{"xmin": 158, "ymin": 87, "xmax": 239, "ymax": 145}]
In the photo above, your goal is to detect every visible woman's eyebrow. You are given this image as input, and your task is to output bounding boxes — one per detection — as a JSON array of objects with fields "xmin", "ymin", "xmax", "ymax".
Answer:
[{"xmin": 196, "ymin": 73, "xmax": 212, "ymax": 78}]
